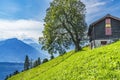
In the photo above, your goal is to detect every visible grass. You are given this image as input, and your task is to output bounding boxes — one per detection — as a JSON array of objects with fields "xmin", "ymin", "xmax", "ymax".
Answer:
[{"xmin": 8, "ymin": 41, "xmax": 120, "ymax": 80}]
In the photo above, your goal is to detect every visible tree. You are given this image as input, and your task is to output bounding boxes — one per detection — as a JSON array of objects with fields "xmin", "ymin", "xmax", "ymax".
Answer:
[
  {"xmin": 9, "ymin": 74, "xmax": 12, "ymax": 78},
  {"xmin": 42, "ymin": 58, "xmax": 48, "ymax": 63},
  {"xmin": 50, "ymin": 54, "xmax": 54, "ymax": 60},
  {"xmin": 13, "ymin": 70, "xmax": 19, "ymax": 75},
  {"xmin": 33, "ymin": 60, "xmax": 38, "ymax": 67},
  {"xmin": 38, "ymin": 57, "xmax": 41, "ymax": 65},
  {"xmin": 41, "ymin": 0, "xmax": 87, "ymax": 55},
  {"xmin": 24, "ymin": 55, "xmax": 30, "ymax": 70},
  {"xmin": 5, "ymin": 75, "xmax": 9, "ymax": 80},
  {"xmin": 33, "ymin": 57, "xmax": 41, "ymax": 67},
  {"xmin": 30, "ymin": 59, "xmax": 33, "ymax": 68}
]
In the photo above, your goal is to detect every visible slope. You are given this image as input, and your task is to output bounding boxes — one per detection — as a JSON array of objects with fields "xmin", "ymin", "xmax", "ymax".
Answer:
[{"xmin": 8, "ymin": 41, "xmax": 120, "ymax": 80}]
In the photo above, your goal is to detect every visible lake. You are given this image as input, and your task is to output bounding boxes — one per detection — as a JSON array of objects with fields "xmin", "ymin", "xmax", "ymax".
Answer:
[{"xmin": 0, "ymin": 62, "xmax": 23, "ymax": 80}]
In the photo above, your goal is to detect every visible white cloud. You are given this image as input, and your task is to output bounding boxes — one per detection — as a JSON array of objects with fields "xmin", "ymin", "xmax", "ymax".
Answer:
[
  {"xmin": 90, "ymin": 2, "xmax": 106, "ymax": 8},
  {"xmin": 81, "ymin": 0, "xmax": 108, "ymax": 24},
  {"xmin": 0, "ymin": 19, "xmax": 44, "ymax": 42},
  {"xmin": 81, "ymin": 0, "xmax": 106, "ymax": 14},
  {"xmin": 81, "ymin": 0, "xmax": 120, "ymax": 25}
]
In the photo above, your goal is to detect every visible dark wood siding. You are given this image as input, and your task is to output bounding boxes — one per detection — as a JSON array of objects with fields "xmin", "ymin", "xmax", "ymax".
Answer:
[
  {"xmin": 94, "ymin": 19, "xmax": 105, "ymax": 39},
  {"xmin": 111, "ymin": 18, "xmax": 120, "ymax": 38},
  {"xmin": 91, "ymin": 18, "xmax": 120, "ymax": 40}
]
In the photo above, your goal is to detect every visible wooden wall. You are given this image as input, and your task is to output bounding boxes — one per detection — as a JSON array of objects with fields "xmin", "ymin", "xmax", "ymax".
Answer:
[{"xmin": 91, "ymin": 18, "xmax": 120, "ymax": 40}]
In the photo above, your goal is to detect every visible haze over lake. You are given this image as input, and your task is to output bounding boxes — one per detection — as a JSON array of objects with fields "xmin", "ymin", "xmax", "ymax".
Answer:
[{"xmin": 0, "ymin": 62, "xmax": 23, "ymax": 80}]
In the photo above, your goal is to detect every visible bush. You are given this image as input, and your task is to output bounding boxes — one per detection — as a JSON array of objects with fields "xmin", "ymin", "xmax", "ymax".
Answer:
[{"xmin": 42, "ymin": 58, "xmax": 48, "ymax": 63}]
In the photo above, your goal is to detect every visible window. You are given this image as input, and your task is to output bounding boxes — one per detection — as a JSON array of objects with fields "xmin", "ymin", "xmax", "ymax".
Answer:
[{"xmin": 101, "ymin": 41, "xmax": 107, "ymax": 45}]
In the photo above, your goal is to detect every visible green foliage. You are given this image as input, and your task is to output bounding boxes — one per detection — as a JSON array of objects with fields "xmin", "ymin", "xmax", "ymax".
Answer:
[
  {"xmin": 37, "ymin": 57, "xmax": 41, "ymax": 65},
  {"xmin": 5, "ymin": 75, "xmax": 9, "ymax": 80},
  {"xmin": 29, "ymin": 59, "xmax": 33, "ymax": 68},
  {"xmin": 8, "ymin": 51, "xmax": 73, "ymax": 80},
  {"xmin": 33, "ymin": 60, "xmax": 38, "ymax": 67},
  {"xmin": 50, "ymin": 54, "xmax": 54, "ymax": 60},
  {"xmin": 33, "ymin": 57, "xmax": 41, "ymax": 67},
  {"xmin": 13, "ymin": 70, "xmax": 19, "ymax": 75},
  {"xmin": 8, "ymin": 41, "xmax": 120, "ymax": 80},
  {"xmin": 42, "ymin": 58, "xmax": 48, "ymax": 63},
  {"xmin": 24, "ymin": 55, "xmax": 30, "ymax": 70},
  {"xmin": 41, "ymin": 0, "xmax": 87, "ymax": 54},
  {"xmin": 5, "ymin": 70, "xmax": 19, "ymax": 80}
]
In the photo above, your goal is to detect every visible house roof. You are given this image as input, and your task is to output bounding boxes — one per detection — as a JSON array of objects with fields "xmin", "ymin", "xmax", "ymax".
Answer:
[{"xmin": 88, "ymin": 14, "xmax": 120, "ymax": 36}]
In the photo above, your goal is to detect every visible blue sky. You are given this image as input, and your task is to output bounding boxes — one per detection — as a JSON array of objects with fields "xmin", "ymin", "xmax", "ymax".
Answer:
[
  {"xmin": 83, "ymin": 0, "xmax": 120, "ymax": 24},
  {"xmin": 0, "ymin": 0, "xmax": 50, "ymax": 21},
  {"xmin": 0, "ymin": 0, "xmax": 120, "ymax": 42}
]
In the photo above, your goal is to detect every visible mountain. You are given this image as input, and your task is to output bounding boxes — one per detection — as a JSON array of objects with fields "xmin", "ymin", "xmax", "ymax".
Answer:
[
  {"xmin": 22, "ymin": 38, "xmax": 44, "ymax": 52},
  {"xmin": 8, "ymin": 41, "xmax": 120, "ymax": 80},
  {"xmin": 22, "ymin": 38, "xmax": 51, "ymax": 58},
  {"xmin": 0, "ymin": 38, "xmax": 45, "ymax": 62}
]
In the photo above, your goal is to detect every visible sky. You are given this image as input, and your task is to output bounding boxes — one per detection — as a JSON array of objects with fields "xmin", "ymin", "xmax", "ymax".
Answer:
[{"xmin": 0, "ymin": 0, "xmax": 120, "ymax": 42}]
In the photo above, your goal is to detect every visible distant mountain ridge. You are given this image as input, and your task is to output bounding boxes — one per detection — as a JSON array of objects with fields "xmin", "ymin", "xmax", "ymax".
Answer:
[
  {"xmin": 0, "ymin": 38, "xmax": 45, "ymax": 62},
  {"xmin": 22, "ymin": 38, "xmax": 51, "ymax": 57}
]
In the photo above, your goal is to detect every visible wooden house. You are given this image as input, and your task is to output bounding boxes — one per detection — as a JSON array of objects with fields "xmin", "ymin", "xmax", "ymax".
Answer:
[{"xmin": 88, "ymin": 14, "xmax": 120, "ymax": 48}]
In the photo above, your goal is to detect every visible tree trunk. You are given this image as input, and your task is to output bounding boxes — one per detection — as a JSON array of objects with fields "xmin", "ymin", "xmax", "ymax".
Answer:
[{"xmin": 75, "ymin": 42, "xmax": 81, "ymax": 52}]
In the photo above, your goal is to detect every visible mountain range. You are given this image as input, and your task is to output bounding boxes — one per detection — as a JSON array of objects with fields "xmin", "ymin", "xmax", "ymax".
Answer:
[{"xmin": 0, "ymin": 38, "xmax": 46, "ymax": 62}]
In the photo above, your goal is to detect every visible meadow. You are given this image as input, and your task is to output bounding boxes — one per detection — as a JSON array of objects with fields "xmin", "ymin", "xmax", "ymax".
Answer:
[{"xmin": 8, "ymin": 41, "xmax": 120, "ymax": 80}]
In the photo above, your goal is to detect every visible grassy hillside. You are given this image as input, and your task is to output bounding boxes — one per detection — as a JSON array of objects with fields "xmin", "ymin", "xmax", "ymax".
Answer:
[{"xmin": 8, "ymin": 41, "xmax": 120, "ymax": 80}]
